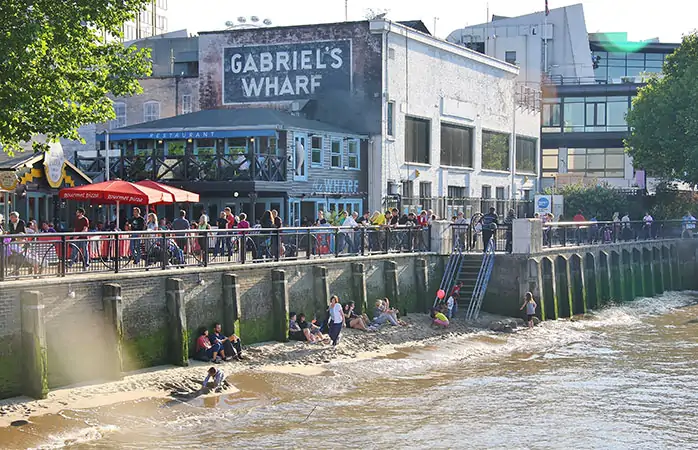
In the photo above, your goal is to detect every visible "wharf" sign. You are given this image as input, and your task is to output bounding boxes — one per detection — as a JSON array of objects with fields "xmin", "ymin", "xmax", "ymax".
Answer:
[{"xmin": 223, "ymin": 40, "xmax": 352, "ymax": 104}]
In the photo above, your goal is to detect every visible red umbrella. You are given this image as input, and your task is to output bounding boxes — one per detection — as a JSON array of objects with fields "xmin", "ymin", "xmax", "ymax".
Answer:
[
  {"xmin": 135, "ymin": 180, "xmax": 200, "ymax": 203},
  {"xmin": 59, "ymin": 180, "xmax": 174, "ymax": 226}
]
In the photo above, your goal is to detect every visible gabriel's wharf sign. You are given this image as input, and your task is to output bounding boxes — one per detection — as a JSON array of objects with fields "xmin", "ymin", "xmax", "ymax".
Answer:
[{"xmin": 223, "ymin": 40, "xmax": 352, "ymax": 104}]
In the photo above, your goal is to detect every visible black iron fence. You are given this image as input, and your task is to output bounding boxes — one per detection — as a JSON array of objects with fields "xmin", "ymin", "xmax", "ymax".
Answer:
[
  {"xmin": 0, "ymin": 225, "xmax": 431, "ymax": 281},
  {"xmin": 385, "ymin": 196, "xmax": 534, "ymax": 221},
  {"xmin": 542, "ymin": 220, "xmax": 689, "ymax": 248},
  {"xmin": 451, "ymin": 223, "xmax": 512, "ymax": 253}
]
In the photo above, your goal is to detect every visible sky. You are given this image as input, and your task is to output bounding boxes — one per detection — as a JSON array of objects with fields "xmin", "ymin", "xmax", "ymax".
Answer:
[{"xmin": 168, "ymin": 0, "xmax": 697, "ymax": 43}]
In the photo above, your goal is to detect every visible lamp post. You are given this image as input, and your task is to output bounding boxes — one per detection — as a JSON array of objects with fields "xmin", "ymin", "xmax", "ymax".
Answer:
[{"xmin": 103, "ymin": 129, "xmax": 110, "ymax": 181}]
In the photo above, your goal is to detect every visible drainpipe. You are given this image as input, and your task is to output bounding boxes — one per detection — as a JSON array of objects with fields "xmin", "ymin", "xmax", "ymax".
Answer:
[{"xmin": 510, "ymin": 83, "xmax": 516, "ymax": 210}]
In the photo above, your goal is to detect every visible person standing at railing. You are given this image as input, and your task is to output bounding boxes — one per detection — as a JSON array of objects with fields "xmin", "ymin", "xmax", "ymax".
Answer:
[
  {"xmin": 643, "ymin": 212, "xmax": 654, "ymax": 240},
  {"xmin": 682, "ymin": 211, "xmax": 696, "ymax": 238},
  {"xmin": 621, "ymin": 213, "xmax": 632, "ymax": 241},
  {"xmin": 68, "ymin": 208, "xmax": 90, "ymax": 269},
  {"xmin": 479, "ymin": 207, "xmax": 498, "ymax": 252},
  {"xmin": 612, "ymin": 212, "xmax": 621, "ymax": 243},
  {"xmin": 172, "ymin": 210, "xmax": 190, "ymax": 254},
  {"xmin": 128, "ymin": 207, "xmax": 145, "ymax": 265},
  {"xmin": 6, "ymin": 211, "xmax": 26, "ymax": 235},
  {"xmin": 454, "ymin": 211, "xmax": 468, "ymax": 251}
]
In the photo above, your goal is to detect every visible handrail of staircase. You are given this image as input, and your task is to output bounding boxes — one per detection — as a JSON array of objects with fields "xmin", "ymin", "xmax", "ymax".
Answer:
[
  {"xmin": 433, "ymin": 233, "xmax": 464, "ymax": 307},
  {"xmin": 465, "ymin": 237, "xmax": 495, "ymax": 320}
]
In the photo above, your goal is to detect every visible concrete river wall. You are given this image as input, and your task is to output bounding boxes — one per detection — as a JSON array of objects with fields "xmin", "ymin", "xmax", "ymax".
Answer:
[{"xmin": 0, "ymin": 253, "xmax": 442, "ymax": 400}]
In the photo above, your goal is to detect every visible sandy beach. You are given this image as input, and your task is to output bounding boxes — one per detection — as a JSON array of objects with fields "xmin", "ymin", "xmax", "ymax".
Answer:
[{"xmin": 0, "ymin": 313, "xmax": 498, "ymax": 428}]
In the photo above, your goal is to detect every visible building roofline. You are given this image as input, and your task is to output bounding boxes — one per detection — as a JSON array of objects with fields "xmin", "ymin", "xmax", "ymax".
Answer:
[{"xmin": 370, "ymin": 20, "xmax": 518, "ymax": 76}]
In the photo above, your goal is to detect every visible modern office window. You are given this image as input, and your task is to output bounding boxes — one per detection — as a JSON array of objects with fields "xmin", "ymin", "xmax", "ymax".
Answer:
[
  {"xmin": 542, "ymin": 99, "xmax": 561, "ymax": 132},
  {"xmin": 347, "ymin": 139, "xmax": 359, "ymax": 169},
  {"xmin": 330, "ymin": 139, "xmax": 343, "ymax": 168},
  {"xmin": 143, "ymin": 101, "xmax": 160, "ymax": 122},
  {"xmin": 311, "ymin": 136, "xmax": 323, "ymax": 167},
  {"xmin": 447, "ymin": 186, "xmax": 467, "ymax": 198},
  {"xmin": 567, "ymin": 148, "xmax": 625, "ymax": 178},
  {"xmin": 562, "ymin": 97, "xmax": 585, "ymax": 132},
  {"xmin": 592, "ymin": 50, "xmax": 671, "ymax": 83},
  {"xmin": 515, "ymin": 136, "xmax": 537, "ymax": 174},
  {"xmin": 606, "ymin": 96, "xmax": 629, "ymax": 131},
  {"xmin": 405, "ymin": 116, "xmax": 430, "ymax": 164},
  {"xmin": 481, "ymin": 130, "xmax": 510, "ymax": 171},
  {"xmin": 440, "ymin": 123, "xmax": 473, "ymax": 168},
  {"xmin": 585, "ymin": 98, "xmax": 606, "ymax": 130},
  {"xmin": 419, "ymin": 182, "xmax": 432, "ymax": 210},
  {"xmin": 387, "ymin": 101, "xmax": 395, "ymax": 137},
  {"xmin": 505, "ymin": 51, "xmax": 517, "ymax": 65},
  {"xmin": 542, "ymin": 149, "xmax": 559, "ymax": 176},
  {"xmin": 112, "ymin": 102, "xmax": 126, "ymax": 129},
  {"xmin": 181, "ymin": 94, "xmax": 192, "ymax": 114}
]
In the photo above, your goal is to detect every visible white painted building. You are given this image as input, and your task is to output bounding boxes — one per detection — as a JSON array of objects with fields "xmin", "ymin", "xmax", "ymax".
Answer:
[{"xmin": 369, "ymin": 20, "xmax": 541, "ymax": 215}]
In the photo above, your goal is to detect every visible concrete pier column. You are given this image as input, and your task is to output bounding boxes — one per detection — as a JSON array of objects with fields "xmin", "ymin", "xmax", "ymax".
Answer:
[
  {"xmin": 598, "ymin": 252, "xmax": 612, "ymax": 306},
  {"xmin": 313, "ymin": 266, "xmax": 330, "ymax": 324},
  {"xmin": 652, "ymin": 248, "xmax": 664, "ymax": 295},
  {"xmin": 102, "ymin": 283, "xmax": 124, "ymax": 380},
  {"xmin": 384, "ymin": 260, "xmax": 401, "ymax": 314},
  {"xmin": 415, "ymin": 258, "xmax": 429, "ymax": 313},
  {"xmin": 166, "ymin": 278, "xmax": 189, "ymax": 367},
  {"xmin": 541, "ymin": 258, "xmax": 558, "ymax": 320},
  {"xmin": 222, "ymin": 274, "xmax": 242, "ymax": 337},
  {"xmin": 430, "ymin": 220, "xmax": 453, "ymax": 254},
  {"xmin": 671, "ymin": 246, "xmax": 681, "ymax": 291},
  {"xmin": 642, "ymin": 249, "xmax": 655, "ymax": 297},
  {"xmin": 21, "ymin": 291, "xmax": 48, "ymax": 399},
  {"xmin": 351, "ymin": 263, "xmax": 368, "ymax": 316},
  {"xmin": 272, "ymin": 269, "xmax": 290, "ymax": 342},
  {"xmin": 662, "ymin": 247, "xmax": 672, "ymax": 292}
]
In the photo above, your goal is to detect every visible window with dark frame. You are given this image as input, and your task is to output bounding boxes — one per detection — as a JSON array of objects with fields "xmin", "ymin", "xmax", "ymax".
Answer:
[
  {"xmin": 481, "ymin": 185, "xmax": 492, "ymax": 199},
  {"xmin": 405, "ymin": 116, "xmax": 430, "ymax": 164},
  {"xmin": 482, "ymin": 130, "xmax": 510, "ymax": 171},
  {"xmin": 311, "ymin": 136, "xmax": 323, "ymax": 167},
  {"xmin": 542, "ymin": 148, "xmax": 559, "ymax": 176},
  {"xmin": 505, "ymin": 51, "xmax": 517, "ymax": 65},
  {"xmin": 387, "ymin": 101, "xmax": 395, "ymax": 137},
  {"xmin": 402, "ymin": 180, "xmax": 414, "ymax": 200},
  {"xmin": 347, "ymin": 139, "xmax": 359, "ymax": 169},
  {"xmin": 330, "ymin": 139, "xmax": 342, "ymax": 168},
  {"xmin": 440, "ymin": 123, "xmax": 473, "ymax": 168},
  {"xmin": 447, "ymin": 186, "xmax": 467, "ymax": 199},
  {"xmin": 419, "ymin": 181, "xmax": 432, "ymax": 210},
  {"xmin": 515, "ymin": 136, "xmax": 537, "ymax": 174}
]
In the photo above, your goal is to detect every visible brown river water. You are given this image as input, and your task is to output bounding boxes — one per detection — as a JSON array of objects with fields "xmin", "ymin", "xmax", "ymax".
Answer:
[{"xmin": 2, "ymin": 291, "xmax": 698, "ymax": 449}]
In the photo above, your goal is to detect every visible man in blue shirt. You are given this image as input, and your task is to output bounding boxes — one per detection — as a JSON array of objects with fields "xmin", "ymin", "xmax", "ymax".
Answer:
[{"xmin": 210, "ymin": 323, "xmax": 245, "ymax": 361}]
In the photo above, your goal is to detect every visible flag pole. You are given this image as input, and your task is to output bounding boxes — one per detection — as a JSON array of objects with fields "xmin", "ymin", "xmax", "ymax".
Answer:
[{"xmin": 544, "ymin": 1, "xmax": 549, "ymax": 76}]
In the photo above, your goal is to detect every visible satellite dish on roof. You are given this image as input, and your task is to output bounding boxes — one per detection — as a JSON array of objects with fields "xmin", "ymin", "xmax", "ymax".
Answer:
[
  {"xmin": 237, "ymin": 16, "xmax": 246, "ymax": 23},
  {"xmin": 224, "ymin": 20, "xmax": 234, "ymax": 27},
  {"xmin": 251, "ymin": 16, "xmax": 259, "ymax": 22},
  {"xmin": 263, "ymin": 19, "xmax": 272, "ymax": 25}
]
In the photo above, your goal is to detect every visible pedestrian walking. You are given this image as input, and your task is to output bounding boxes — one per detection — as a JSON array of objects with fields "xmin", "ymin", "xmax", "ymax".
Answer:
[{"xmin": 328, "ymin": 295, "xmax": 345, "ymax": 346}]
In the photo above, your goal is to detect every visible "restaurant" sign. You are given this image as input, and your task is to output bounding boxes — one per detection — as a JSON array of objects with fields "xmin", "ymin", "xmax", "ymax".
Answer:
[{"xmin": 223, "ymin": 40, "xmax": 352, "ymax": 104}]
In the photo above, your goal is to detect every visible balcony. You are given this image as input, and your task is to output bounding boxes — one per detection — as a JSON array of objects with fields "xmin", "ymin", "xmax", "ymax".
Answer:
[{"xmin": 75, "ymin": 149, "xmax": 287, "ymax": 183}]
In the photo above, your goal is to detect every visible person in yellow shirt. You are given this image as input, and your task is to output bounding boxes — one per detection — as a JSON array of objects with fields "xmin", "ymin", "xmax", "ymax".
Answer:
[
  {"xmin": 431, "ymin": 309, "xmax": 449, "ymax": 328},
  {"xmin": 370, "ymin": 211, "xmax": 386, "ymax": 226}
]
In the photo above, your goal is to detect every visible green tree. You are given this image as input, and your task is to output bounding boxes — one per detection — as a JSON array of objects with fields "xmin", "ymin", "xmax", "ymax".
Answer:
[
  {"xmin": 625, "ymin": 32, "xmax": 698, "ymax": 185},
  {"xmin": 543, "ymin": 184, "xmax": 640, "ymax": 220},
  {"xmin": 0, "ymin": 0, "xmax": 152, "ymax": 155}
]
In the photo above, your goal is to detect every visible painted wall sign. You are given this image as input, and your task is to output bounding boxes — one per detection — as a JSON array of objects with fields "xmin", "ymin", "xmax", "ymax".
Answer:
[
  {"xmin": 312, "ymin": 179, "xmax": 360, "ymax": 194},
  {"xmin": 222, "ymin": 40, "xmax": 352, "ymax": 104},
  {"xmin": 44, "ymin": 142, "xmax": 66, "ymax": 188},
  {"xmin": 99, "ymin": 129, "xmax": 277, "ymax": 142},
  {"xmin": 0, "ymin": 171, "xmax": 18, "ymax": 191}
]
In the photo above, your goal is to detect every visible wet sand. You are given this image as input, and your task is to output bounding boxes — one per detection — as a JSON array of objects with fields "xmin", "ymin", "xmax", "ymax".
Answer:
[{"xmin": 0, "ymin": 313, "xmax": 489, "ymax": 428}]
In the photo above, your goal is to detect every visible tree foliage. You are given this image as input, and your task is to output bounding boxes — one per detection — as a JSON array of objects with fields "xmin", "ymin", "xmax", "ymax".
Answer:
[
  {"xmin": 544, "ymin": 184, "xmax": 636, "ymax": 220},
  {"xmin": 0, "ymin": 0, "xmax": 153, "ymax": 155},
  {"xmin": 625, "ymin": 32, "xmax": 698, "ymax": 185}
]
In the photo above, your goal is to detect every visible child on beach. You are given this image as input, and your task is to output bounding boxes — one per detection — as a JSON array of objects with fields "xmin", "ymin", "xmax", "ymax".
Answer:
[
  {"xmin": 520, "ymin": 292, "xmax": 537, "ymax": 329},
  {"xmin": 446, "ymin": 294, "xmax": 455, "ymax": 319},
  {"xmin": 202, "ymin": 367, "xmax": 224, "ymax": 390},
  {"xmin": 431, "ymin": 308, "xmax": 450, "ymax": 328}
]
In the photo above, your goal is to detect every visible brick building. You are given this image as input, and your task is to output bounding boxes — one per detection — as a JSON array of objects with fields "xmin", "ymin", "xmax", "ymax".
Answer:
[{"xmin": 74, "ymin": 19, "xmax": 540, "ymax": 222}]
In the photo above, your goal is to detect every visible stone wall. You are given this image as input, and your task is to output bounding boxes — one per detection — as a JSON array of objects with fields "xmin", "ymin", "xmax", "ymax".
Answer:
[{"xmin": 0, "ymin": 253, "xmax": 440, "ymax": 399}]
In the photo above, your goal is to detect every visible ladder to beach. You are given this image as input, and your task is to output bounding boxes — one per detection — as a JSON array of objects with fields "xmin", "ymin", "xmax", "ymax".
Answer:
[{"xmin": 464, "ymin": 238, "xmax": 495, "ymax": 320}]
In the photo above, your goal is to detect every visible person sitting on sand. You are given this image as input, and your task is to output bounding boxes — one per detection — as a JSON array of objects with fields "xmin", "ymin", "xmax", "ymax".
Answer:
[
  {"xmin": 299, "ymin": 313, "xmax": 326, "ymax": 342},
  {"xmin": 210, "ymin": 322, "xmax": 244, "ymax": 361},
  {"xmin": 431, "ymin": 308, "xmax": 450, "ymax": 328},
  {"xmin": 202, "ymin": 367, "xmax": 224, "ymax": 390},
  {"xmin": 195, "ymin": 328, "xmax": 224, "ymax": 363},
  {"xmin": 344, "ymin": 301, "xmax": 369, "ymax": 331},
  {"xmin": 289, "ymin": 312, "xmax": 316, "ymax": 342}
]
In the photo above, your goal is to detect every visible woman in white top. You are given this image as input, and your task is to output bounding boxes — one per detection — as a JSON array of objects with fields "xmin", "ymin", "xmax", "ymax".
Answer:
[
  {"xmin": 146, "ymin": 213, "xmax": 159, "ymax": 231},
  {"xmin": 327, "ymin": 295, "xmax": 345, "ymax": 346}
]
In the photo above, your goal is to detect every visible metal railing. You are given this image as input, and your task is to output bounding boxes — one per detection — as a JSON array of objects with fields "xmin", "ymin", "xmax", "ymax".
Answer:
[
  {"xmin": 0, "ymin": 225, "xmax": 432, "ymax": 281},
  {"xmin": 451, "ymin": 223, "xmax": 512, "ymax": 253},
  {"xmin": 542, "ymin": 220, "xmax": 689, "ymax": 248}
]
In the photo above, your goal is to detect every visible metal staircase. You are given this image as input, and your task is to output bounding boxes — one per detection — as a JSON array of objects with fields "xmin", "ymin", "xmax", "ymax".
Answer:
[
  {"xmin": 464, "ymin": 238, "xmax": 496, "ymax": 320},
  {"xmin": 433, "ymin": 240, "xmax": 464, "ymax": 308}
]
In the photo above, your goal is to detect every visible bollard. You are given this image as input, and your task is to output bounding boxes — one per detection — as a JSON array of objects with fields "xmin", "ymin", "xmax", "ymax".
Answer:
[
  {"xmin": 102, "ymin": 283, "xmax": 124, "ymax": 380},
  {"xmin": 21, "ymin": 291, "xmax": 48, "ymax": 399},
  {"xmin": 272, "ymin": 269, "xmax": 290, "ymax": 342},
  {"xmin": 415, "ymin": 258, "xmax": 429, "ymax": 313},
  {"xmin": 166, "ymin": 278, "xmax": 189, "ymax": 366},
  {"xmin": 384, "ymin": 260, "xmax": 401, "ymax": 314},
  {"xmin": 351, "ymin": 263, "xmax": 368, "ymax": 315},
  {"xmin": 222, "ymin": 274, "xmax": 241, "ymax": 337},
  {"xmin": 313, "ymin": 266, "xmax": 330, "ymax": 324}
]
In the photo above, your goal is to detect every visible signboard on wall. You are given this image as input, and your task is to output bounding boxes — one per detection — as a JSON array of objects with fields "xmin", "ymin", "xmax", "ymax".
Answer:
[
  {"xmin": 222, "ymin": 40, "xmax": 352, "ymax": 104},
  {"xmin": 44, "ymin": 142, "xmax": 66, "ymax": 188},
  {"xmin": 535, "ymin": 194, "xmax": 564, "ymax": 219}
]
